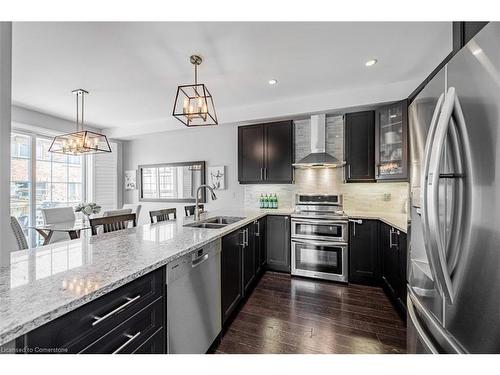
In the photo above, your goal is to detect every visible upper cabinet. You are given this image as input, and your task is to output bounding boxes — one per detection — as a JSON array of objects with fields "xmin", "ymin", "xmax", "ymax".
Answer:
[
  {"xmin": 238, "ymin": 121, "xmax": 294, "ymax": 184},
  {"xmin": 344, "ymin": 111, "xmax": 375, "ymax": 182},
  {"xmin": 375, "ymin": 100, "xmax": 408, "ymax": 181}
]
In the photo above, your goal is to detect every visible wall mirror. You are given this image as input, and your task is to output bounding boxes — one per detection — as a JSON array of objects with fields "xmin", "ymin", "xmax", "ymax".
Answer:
[{"xmin": 138, "ymin": 161, "xmax": 206, "ymax": 202}]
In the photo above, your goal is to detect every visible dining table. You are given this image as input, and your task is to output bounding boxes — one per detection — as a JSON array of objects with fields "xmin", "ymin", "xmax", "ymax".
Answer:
[{"xmin": 30, "ymin": 222, "xmax": 90, "ymax": 246}]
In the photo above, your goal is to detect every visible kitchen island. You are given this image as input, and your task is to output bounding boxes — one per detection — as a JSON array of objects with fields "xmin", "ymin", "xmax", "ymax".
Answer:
[
  {"xmin": 0, "ymin": 206, "xmax": 407, "ymax": 351},
  {"xmin": 0, "ymin": 208, "xmax": 292, "ymax": 347}
]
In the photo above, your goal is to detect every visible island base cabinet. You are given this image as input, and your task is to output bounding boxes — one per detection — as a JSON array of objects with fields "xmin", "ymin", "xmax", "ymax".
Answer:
[
  {"xmin": 255, "ymin": 217, "xmax": 267, "ymax": 275},
  {"xmin": 243, "ymin": 224, "xmax": 257, "ymax": 295},
  {"xmin": 266, "ymin": 216, "xmax": 290, "ymax": 273},
  {"xmin": 81, "ymin": 299, "xmax": 164, "ymax": 354},
  {"xmin": 221, "ymin": 229, "xmax": 244, "ymax": 325},
  {"xmin": 20, "ymin": 267, "xmax": 166, "ymax": 354}
]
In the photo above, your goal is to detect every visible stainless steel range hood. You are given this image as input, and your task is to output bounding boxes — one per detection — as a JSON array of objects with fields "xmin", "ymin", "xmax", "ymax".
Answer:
[{"xmin": 293, "ymin": 114, "xmax": 345, "ymax": 169}]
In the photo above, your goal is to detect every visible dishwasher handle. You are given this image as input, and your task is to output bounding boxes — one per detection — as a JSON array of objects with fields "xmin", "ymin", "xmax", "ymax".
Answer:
[{"xmin": 192, "ymin": 253, "xmax": 209, "ymax": 268}]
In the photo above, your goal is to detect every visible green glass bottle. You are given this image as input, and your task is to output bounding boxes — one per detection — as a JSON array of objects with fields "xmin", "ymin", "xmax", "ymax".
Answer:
[
  {"xmin": 274, "ymin": 193, "xmax": 278, "ymax": 209},
  {"xmin": 259, "ymin": 193, "xmax": 264, "ymax": 209}
]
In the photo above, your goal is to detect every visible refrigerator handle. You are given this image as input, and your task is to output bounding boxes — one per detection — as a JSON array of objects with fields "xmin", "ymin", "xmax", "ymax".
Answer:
[
  {"xmin": 408, "ymin": 286, "xmax": 466, "ymax": 354},
  {"xmin": 426, "ymin": 87, "xmax": 473, "ymax": 305},
  {"xmin": 407, "ymin": 292, "xmax": 439, "ymax": 354},
  {"xmin": 421, "ymin": 92, "xmax": 445, "ymax": 293}
]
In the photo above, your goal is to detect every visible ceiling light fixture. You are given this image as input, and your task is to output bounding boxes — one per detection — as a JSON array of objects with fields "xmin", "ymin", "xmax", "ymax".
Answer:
[
  {"xmin": 49, "ymin": 89, "xmax": 111, "ymax": 155},
  {"xmin": 268, "ymin": 79, "xmax": 278, "ymax": 85},
  {"xmin": 172, "ymin": 55, "xmax": 218, "ymax": 127},
  {"xmin": 365, "ymin": 59, "xmax": 378, "ymax": 67}
]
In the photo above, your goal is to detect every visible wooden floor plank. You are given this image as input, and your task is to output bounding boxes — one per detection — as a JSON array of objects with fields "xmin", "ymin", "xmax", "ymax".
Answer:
[{"xmin": 215, "ymin": 272, "xmax": 407, "ymax": 354}]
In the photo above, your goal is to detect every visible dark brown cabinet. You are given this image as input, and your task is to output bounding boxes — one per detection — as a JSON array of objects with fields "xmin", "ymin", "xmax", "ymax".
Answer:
[
  {"xmin": 254, "ymin": 218, "xmax": 266, "ymax": 276},
  {"xmin": 380, "ymin": 222, "xmax": 407, "ymax": 316},
  {"xmin": 238, "ymin": 121, "xmax": 294, "ymax": 184},
  {"xmin": 266, "ymin": 215, "xmax": 290, "ymax": 272},
  {"xmin": 344, "ymin": 111, "xmax": 375, "ymax": 182},
  {"xmin": 21, "ymin": 267, "xmax": 165, "ymax": 354},
  {"xmin": 453, "ymin": 22, "xmax": 488, "ymax": 53},
  {"xmin": 375, "ymin": 100, "xmax": 409, "ymax": 181},
  {"xmin": 222, "ymin": 221, "xmax": 267, "ymax": 327},
  {"xmin": 243, "ymin": 224, "xmax": 256, "ymax": 295},
  {"xmin": 348, "ymin": 219, "xmax": 380, "ymax": 285},
  {"xmin": 221, "ymin": 229, "xmax": 244, "ymax": 325}
]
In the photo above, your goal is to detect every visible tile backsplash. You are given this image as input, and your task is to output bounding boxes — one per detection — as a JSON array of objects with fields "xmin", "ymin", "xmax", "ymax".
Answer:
[{"xmin": 243, "ymin": 115, "xmax": 409, "ymax": 215}]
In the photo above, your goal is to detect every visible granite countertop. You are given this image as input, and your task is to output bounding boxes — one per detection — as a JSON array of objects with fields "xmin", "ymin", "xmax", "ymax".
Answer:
[
  {"xmin": 0, "ymin": 208, "xmax": 292, "ymax": 346},
  {"xmin": 0, "ymin": 206, "xmax": 405, "ymax": 345},
  {"xmin": 344, "ymin": 211, "xmax": 408, "ymax": 233}
]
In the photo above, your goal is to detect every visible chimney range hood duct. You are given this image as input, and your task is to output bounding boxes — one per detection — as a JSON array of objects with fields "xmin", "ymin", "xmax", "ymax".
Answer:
[{"xmin": 293, "ymin": 114, "xmax": 345, "ymax": 169}]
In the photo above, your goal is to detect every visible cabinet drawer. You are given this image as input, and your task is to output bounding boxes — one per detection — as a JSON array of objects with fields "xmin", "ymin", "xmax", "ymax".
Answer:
[
  {"xmin": 25, "ymin": 267, "xmax": 164, "ymax": 353},
  {"xmin": 132, "ymin": 328, "xmax": 165, "ymax": 354},
  {"xmin": 81, "ymin": 298, "xmax": 164, "ymax": 354}
]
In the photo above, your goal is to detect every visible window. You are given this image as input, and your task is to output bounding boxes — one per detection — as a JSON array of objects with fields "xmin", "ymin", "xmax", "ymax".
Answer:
[
  {"xmin": 35, "ymin": 136, "xmax": 84, "ymax": 230},
  {"xmin": 10, "ymin": 134, "xmax": 31, "ymax": 232},
  {"xmin": 10, "ymin": 131, "xmax": 86, "ymax": 247}
]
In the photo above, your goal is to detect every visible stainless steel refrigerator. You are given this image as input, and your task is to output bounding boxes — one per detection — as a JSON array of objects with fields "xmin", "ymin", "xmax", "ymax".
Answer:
[{"xmin": 408, "ymin": 22, "xmax": 500, "ymax": 354}]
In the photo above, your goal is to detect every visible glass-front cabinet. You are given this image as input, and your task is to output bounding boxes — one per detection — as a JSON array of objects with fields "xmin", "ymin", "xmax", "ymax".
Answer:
[{"xmin": 375, "ymin": 100, "xmax": 408, "ymax": 181}]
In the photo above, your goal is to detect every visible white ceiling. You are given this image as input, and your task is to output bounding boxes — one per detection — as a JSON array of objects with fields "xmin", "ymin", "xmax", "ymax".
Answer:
[{"xmin": 12, "ymin": 22, "xmax": 451, "ymax": 139}]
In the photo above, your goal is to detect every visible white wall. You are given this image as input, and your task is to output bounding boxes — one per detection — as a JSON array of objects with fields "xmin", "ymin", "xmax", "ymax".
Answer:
[
  {"xmin": 123, "ymin": 124, "xmax": 244, "ymax": 225},
  {"xmin": 12, "ymin": 104, "xmax": 101, "ymax": 135},
  {"xmin": 0, "ymin": 22, "xmax": 12, "ymax": 267}
]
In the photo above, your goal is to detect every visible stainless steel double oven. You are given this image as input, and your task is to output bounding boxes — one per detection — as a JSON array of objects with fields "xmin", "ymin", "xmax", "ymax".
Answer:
[{"xmin": 291, "ymin": 194, "xmax": 348, "ymax": 283}]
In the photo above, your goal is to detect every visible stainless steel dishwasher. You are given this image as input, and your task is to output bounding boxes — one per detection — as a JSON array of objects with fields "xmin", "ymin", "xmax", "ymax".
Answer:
[{"xmin": 166, "ymin": 239, "xmax": 222, "ymax": 354}]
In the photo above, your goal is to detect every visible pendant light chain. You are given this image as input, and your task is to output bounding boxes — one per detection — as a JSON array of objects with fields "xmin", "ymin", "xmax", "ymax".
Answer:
[
  {"xmin": 76, "ymin": 92, "xmax": 79, "ymax": 131},
  {"xmin": 81, "ymin": 91, "xmax": 84, "ymax": 132}
]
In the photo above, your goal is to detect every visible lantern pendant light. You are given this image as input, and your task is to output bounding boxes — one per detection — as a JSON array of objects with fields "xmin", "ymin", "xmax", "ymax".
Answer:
[
  {"xmin": 49, "ymin": 89, "xmax": 112, "ymax": 155},
  {"xmin": 172, "ymin": 55, "xmax": 218, "ymax": 127}
]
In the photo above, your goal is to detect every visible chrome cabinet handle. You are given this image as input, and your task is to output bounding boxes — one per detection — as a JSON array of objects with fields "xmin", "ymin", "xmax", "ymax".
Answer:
[
  {"xmin": 264, "ymin": 168, "xmax": 267, "ymax": 180},
  {"xmin": 348, "ymin": 219, "xmax": 363, "ymax": 224},
  {"xmin": 255, "ymin": 220, "xmax": 260, "ymax": 237},
  {"xmin": 240, "ymin": 229, "xmax": 246, "ymax": 247},
  {"xmin": 260, "ymin": 168, "xmax": 264, "ymax": 180},
  {"xmin": 112, "ymin": 331, "xmax": 141, "ymax": 354},
  {"xmin": 348, "ymin": 219, "xmax": 362, "ymax": 236},
  {"xmin": 348, "ymin": 164, "xmax": 351, "ymax": 179},
  {"xmin": 92, "ymin": 294, "xmax": 141, "ymax": 326}
]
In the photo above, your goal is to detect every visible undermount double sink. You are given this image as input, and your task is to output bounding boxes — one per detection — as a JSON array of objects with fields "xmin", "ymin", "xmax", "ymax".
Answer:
[{"xmin": 184, "ymin": 216, "xmax": 246, "ymax": 229}]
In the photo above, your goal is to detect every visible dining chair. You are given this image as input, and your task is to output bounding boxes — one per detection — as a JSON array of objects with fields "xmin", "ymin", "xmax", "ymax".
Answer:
[
  {"xmin": 41, "ymin": 207, "xmax": 76, "ymax": 243},
  {"xmin": 184, "ymin": 204, "xmax": 204, "ymax": 217},
  {"xmin": 122, "ymin": 204, "xmax": 142, "ymax": 222},
  {"xmin": 10, "ymin": 216, "xmax": 29, "ymax": 250},
  {"xmin": 149, "ymin": 208, "xmax": 177, "ymax": 224},
  {"xmin": 89, "ymin": 213, "xmax": 137, "ymax": 236},
  {"xmin": 103, "ymin": 208, "xmax": 132, "ymax": 217}
]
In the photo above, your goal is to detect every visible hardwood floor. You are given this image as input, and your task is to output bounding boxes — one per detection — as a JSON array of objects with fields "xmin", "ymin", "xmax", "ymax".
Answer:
[{"xmin": 215, "ymin": 272, "xmax": 407, "ymax": 354}]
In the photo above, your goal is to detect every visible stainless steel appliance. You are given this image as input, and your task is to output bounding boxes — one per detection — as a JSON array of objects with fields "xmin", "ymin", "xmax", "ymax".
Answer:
[
  {"xmin": 291, "ymin": 194, "xmax": 348, "ymax": 282},
  {"xmin": 408, "ymin": 23, "xmax": 500, "ymax": 353},
  {"xmin": 166, "ymin": 240, "xmax": 221, "ymax": 354}
]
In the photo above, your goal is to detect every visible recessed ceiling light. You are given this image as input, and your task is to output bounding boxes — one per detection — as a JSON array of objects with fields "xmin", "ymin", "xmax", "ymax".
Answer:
[
  {"xmin": 268, "ymin": 79, "xmax": 278, "ymax": 85},
  {"xmin": 365, "ymin": 59, "xmax": 378, "ymax": 67}
]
